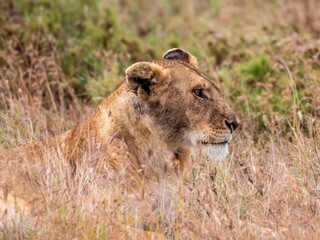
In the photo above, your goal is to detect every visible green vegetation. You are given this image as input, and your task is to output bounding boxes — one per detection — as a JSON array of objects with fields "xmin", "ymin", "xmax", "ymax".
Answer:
[{"xmin": 0, "ymin": 0, "xmax": 319, "ymax": 239}]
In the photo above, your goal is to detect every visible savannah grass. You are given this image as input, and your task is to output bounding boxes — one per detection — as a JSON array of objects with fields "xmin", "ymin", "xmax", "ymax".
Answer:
[{"xmin": 0, "ymin": 0, "xmax": 319, "ymax": 239}]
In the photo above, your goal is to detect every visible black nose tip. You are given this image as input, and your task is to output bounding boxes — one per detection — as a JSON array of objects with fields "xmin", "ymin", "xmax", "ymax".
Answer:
[{"xmin": 225, "ymin": 120, "xmax": 239, "ymax": 133}]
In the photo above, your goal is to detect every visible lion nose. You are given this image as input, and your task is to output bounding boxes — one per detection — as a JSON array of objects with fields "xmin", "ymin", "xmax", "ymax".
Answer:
[{"xmin": 224, "ymin": 119, "xmax": 239, "ymax": 133}]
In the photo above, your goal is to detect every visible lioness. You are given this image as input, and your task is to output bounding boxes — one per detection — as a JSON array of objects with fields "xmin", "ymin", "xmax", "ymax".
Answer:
[{"xmin": 0, "ymin": 48, "xmax": 239, "ymax": 212}]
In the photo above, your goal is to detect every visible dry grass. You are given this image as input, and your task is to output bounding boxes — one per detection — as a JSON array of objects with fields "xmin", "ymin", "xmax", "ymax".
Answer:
[{"xmin": 0, "ymin": 0, "xmax": 319, "ymax": 239}]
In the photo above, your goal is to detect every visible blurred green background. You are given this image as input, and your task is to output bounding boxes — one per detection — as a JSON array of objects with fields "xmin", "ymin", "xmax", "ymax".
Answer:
[{"xmin": 0, "ymin": 0, "xmax": 319, "ymax": 138}]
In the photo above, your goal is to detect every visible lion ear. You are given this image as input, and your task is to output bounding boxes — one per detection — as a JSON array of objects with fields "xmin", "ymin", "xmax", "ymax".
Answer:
[
  {"xmin": 125, "ymin": 62, "xmax": 165, "ymax": 101},
  {"xmin": 163, "ymin": 48, "xmax": 198, "ymax": 68}
]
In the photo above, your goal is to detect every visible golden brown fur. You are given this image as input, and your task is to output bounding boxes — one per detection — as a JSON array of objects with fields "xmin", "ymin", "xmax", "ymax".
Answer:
[{"xmin": 0, "ymin": 49, "xmax": 239, "ymax": 213}]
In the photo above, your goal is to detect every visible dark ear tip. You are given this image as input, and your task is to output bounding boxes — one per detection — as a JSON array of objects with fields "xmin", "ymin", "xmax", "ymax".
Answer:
[
  {"xmin": 163, "ymin": 48, "xmax": 188, "ymax": 61},
  {"xmin": 163, "ymin": 48, "xmax": 198, "ymax": 68}
]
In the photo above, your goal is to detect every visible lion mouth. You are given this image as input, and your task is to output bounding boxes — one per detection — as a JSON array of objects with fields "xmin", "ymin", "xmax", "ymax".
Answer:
[{"xmin": 199, "ymin": 140, "xmax": 228, "ymax": 146}]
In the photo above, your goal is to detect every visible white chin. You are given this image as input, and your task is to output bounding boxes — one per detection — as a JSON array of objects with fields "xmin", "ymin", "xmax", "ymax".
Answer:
[{"xmin": 199, "ymin": 144, "xmax": 229, "ymax": 162}]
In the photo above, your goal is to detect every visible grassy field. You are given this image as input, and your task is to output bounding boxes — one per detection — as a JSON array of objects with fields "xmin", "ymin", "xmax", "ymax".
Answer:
[{"xmin": 0, "ymin": 0, "xmax": 320, "ymax": 239}]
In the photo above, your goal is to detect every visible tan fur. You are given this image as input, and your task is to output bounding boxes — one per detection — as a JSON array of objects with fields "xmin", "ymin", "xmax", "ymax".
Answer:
[{"xmin": 0, "ymin": 49, "xmax": 239, "ymax": 211}]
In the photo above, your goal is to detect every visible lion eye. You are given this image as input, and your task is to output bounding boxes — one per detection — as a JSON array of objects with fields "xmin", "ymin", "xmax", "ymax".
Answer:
[{"xmin": 193, "ymin": 89, "xmax": 207, "ymax": 100}]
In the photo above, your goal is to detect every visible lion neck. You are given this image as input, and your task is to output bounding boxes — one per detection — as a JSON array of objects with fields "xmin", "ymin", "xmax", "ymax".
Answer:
[
  {"xmin": 90, "ymin": 84, "xmax": 181, "ymax": 178},
  {"xmin": 63, "ymin": 83, "xmax": 191, "ymax": 181}
]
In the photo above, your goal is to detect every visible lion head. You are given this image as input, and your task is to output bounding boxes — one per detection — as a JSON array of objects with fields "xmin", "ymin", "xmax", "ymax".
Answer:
[{"xmin": 125, "ymin": 48, "xmax": 239, "ymax": 162}]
